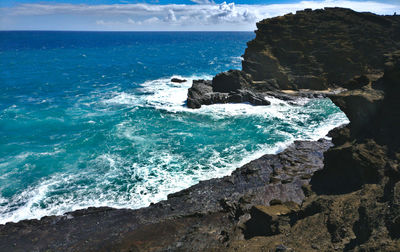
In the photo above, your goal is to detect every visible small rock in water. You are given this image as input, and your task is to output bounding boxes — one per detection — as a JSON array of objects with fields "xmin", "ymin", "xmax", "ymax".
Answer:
[{"xmin": 171, "ymin": 78, "xmax": 187, "ymax": 83}]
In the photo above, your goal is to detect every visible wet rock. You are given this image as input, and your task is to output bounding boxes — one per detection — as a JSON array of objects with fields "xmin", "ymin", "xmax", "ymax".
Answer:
[
  {"xmin": 171, "ymin": 77, "xmax": 187, "ymax": 83},
  {"xmin": 0, "ymin": 140, "xmax": 331, "ymax": 252},
  {"xmin": 228, "ymin": 90, "xmax": 271, "ymax": 105},
  {"xmin": 212, "ymin": 70, "xmax": 252, "ymax": 92},
  {"xmin": 187, "ymin": 79, "xmax": 270, "ymax": 108},
  {"xmin": 186, "ymin": 80, "xmax": 213, "ymax": 108}
]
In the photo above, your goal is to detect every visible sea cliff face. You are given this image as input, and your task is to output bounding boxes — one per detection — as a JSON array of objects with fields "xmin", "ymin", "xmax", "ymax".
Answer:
[
  {"xmin": 243, "ymin": 7, "xmax": 400, "ymax": 90},
  {"xmin": 1, "ymin": 8, "xmax": 400, "ymax": 251},
  {"xmin": 187, "ymin": 8, "xmax": 400, "ymax": 108},
  {"xmin": 230, "ymin": 51, "xmax": 400, "ymax": 251}
]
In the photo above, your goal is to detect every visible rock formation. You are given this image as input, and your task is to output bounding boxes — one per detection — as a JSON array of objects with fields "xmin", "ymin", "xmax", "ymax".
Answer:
[
  {"xmin": 171, "ymin": 77, "xmax": 187, "ymax": 83},
  {"xmin": 187, "ymin": 71, "xmax": 270, "ymax": 109},
  {"xmin": 0, "ymin": 140, "xmax": 331, "ymax": 251},
  {"xmin": 230, "ymin": 50, "xmax": 400, "ymax": 251},
  {"xmin": 1, "ymin": 7, "xmax": 400, "ymax": 251},
  {"xmin": 242, "ymin": 7, "xmax": 400, "ymax": 90}
]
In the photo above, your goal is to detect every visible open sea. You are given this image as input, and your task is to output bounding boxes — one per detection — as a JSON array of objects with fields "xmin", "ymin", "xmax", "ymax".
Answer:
[{"xmin": 0, "ymin": 31, "xmax": 348, "ymax": 224}]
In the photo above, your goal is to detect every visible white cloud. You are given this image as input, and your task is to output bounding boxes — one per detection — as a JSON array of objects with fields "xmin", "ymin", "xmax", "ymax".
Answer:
[
  {"xmin": 1, "ymin": 1, "xmax": 399, "ymax": 31},
  {"xmin": 190, "ymin": 0, "xmax": 214, "ymax": 4},
  {"xmin": 165, "ymin": 9, "xmax": 177, "ymax": 22}
]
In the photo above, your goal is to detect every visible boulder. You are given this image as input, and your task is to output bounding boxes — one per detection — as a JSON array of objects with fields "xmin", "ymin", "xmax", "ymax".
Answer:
[
  {"xmin": 187, "ymin": 80, "xmax": 270, "ymax": 108},
  {"xmin": 212, "ymin": 70, "xmax": 253, "ymax": 92},
  {"xmin": 244, "ymin": 202, "xmax": 299, "ymax": 238}
]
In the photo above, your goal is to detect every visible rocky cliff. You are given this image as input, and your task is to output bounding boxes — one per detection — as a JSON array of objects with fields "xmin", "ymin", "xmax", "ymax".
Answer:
[
  {"xmin": 1, "ymin": 8, "xmax": 400, "ymax": 251},
  {"xmin": 227, "ymin": 50, "xmax": 400, "ymax": 251},
  {"xmin": 187, "ymin": 7, "xmax": 400, "ymax": 108},
  {"xmin": 243, "ymin": 7, "xmax": 400, "ymax": 90}
]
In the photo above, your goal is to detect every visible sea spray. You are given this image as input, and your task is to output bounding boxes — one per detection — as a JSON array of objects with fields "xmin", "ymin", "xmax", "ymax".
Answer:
[{"xmin": 0, "ymin": 32, "xmax": 349, "ymax": 224}]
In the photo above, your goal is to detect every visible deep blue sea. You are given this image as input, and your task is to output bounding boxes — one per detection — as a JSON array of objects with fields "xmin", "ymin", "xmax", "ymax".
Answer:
[{"xmin": 0, "ymin": 31, "xmax": 348, "ymax": 224}]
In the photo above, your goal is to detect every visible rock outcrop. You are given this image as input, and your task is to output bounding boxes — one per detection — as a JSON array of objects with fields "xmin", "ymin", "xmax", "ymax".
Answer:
[
  {"xmin": 187, "ymin": 76, "xmax": 270, "ymax": 109},
  {"xmin": 171, "ymin": 77, "xmax": 187, "ymax": 83},
  {"xmin": 0, "ymin": 140, "xmax": 331, "ymax": 251},
  {"xmin": 227, "ymin": 51, "xmax": 400, "ymax": 251},
  {"xmin": 1, "ymin": 8, "xmax": 400, "ymax": 252},
  {"xmin": 242, "ymin": 8, "xmax": 400, "ymax": 90}
]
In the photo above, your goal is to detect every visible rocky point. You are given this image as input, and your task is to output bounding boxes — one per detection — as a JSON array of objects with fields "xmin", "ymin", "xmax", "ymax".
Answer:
[{"xmin": 1, "ymin": 7, "xmax": 399, "ymax": 251}]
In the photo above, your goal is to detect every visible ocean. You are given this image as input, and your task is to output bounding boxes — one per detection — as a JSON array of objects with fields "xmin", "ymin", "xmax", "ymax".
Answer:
[{"xmin": 0, "ymin": 31, "xmax": 348, "ymax": 224}]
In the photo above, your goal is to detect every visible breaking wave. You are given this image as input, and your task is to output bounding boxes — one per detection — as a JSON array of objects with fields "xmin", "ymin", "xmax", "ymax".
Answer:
[{"xmin": 0, "ymin": 75, "xmax": 348, "ymax": 224}]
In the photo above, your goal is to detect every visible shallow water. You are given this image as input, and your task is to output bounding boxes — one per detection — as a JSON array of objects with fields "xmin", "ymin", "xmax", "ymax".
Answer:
[{"xmin": 0, "ymin": 31, "xmax": 349, "ymax": 224}]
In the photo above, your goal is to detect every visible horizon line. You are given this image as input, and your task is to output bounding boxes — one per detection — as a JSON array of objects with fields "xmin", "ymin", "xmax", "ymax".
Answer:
[{"xmin": 0, "ymin": 30, "xmax": 255, "ymax": 32}]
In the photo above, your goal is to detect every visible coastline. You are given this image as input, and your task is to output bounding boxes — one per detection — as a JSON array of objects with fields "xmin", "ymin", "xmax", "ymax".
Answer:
[
  {"xmin": 0, "ymin": 139, "xmax": 332, "ymax": 251},
  {"xmin": 1, "ymin": 7, "xmax": 399, "ymax": 251}
]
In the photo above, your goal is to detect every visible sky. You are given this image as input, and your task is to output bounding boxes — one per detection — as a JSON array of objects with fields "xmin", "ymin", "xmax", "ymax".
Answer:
[{"xmin": 1, "ymin": 0, "xmax": 399, "ymax": 31}]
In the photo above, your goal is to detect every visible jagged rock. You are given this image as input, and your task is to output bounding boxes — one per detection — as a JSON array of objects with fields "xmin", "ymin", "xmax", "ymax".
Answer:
[
  {"xmin": 329, "ymin": 88, "xmax": 384, "ymax": 137},
  {"xmin": 310, "ymin": 52, "xmax": 400, "ymax": 196},
  {"xmin": 186, "ymin": 80, "xmax": 213, "ymax": 108},
  {"xmin": 244, "ymin": 202, "xmax": 299, "ymax": 238},
  {"xmin": 171, "ymin": 77, "xmax": 187, "ymax": 83},
  {"xmin": 242, "ymin": 7, "xmax": 400, "ymax": 90},
  {"xmin": 187, "ymin": 79, "xmax": 270, "ymax": 108},
  {"xmin": 0, "ymin": 140, "xmax": 331, "ymax": 251},
  {"xmin": 342, "ymin": 75, "xmax": 370, "ymax": 90},
  {"xmin": 212, "ymin": 70, "xmax": 253, "ymax": 92},
  {"xmin": 228, "ymin": 90, "xmax": 271, "ymax": 105}
]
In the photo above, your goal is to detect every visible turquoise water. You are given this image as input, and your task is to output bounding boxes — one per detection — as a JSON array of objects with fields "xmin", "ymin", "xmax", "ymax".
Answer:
[{"xmin": 0, "ymin": 31, "xmax": 348, "ymax": 224}]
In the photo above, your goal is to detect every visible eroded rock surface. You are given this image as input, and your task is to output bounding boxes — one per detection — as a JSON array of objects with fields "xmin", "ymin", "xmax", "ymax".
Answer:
[
  {"xmin": 187, "ymin": 77, "xmax": 270, "ymax": 109},
  {"xmin": 0, "ymin": 140, "xmax": 331, "ymax": 252},
  {"xmin": 243, "ymin": 7, "xmax": 400, "ymax": 90},
  {"xmin": 228, "ymin": 51, "xmax": 400, "ymax": 251}
]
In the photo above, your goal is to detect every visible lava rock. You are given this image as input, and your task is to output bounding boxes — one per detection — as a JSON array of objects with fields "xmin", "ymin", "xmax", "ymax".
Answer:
[
  {"xmin": 187, "ymin": 80, "xmax": 270, "ymax": 108},
  {"xmin": 242, "ymin": 7, "xmax": 400, "ymax": 90},
  {"xmin": 171, "ymin": 78, "xmax": 187, "ymax": 83},
  {"xmin": 212, "ymin": 70, "xmax": 253, "ymax": 92}
]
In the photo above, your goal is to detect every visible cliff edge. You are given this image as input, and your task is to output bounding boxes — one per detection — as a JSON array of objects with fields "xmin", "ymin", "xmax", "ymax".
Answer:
[
  {"xmin": 1, "ymin": 8, "xmax": 399, "ymax": 251},
  {"xmin": 243, "ymin": 7, "xmax": 400, "ymax": 90}
]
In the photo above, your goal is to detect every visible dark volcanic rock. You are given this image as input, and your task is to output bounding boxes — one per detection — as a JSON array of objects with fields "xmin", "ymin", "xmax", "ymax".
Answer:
[
  {"xmin": 186, "ymin": 79, "xmax": 214, "ymax": 108},
  {"xmin": 186, "ymin": 79, "xmax": 270, "ymax": 108},
  {"xmin": 311, "ymin": 51, "xmax": 400, "ymax": 195},
  {"xmin": 171, "ymin": 77, "xmax": 187, "ymax": 83},
  {"xmin": 342, "ymin": 75, "xmax": 370, "ymax": 90},
  {"xmin": 228, "ymin": 90, "xmax": 271, "ymax": 105},
  {"xmin": 242, "ymin": 8, "xmax": 400, "ymax": 90},
  {"xmin": 226, "ymin": 51, "xmax": 400, "ymax": 251},
  {"xmin": 212, "ymin": 70, "xmax": 252, "ymax": 92},
  {"xmin": 0, "ymin": 140, "xmax": 331, "ymax": 252}
]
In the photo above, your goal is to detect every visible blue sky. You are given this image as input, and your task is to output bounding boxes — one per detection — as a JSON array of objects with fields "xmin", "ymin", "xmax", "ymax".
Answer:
[
  {"xmin": 1, "ymin": 0, "xmax": 301, "ymax": 6},
  {"xmin": 1, "ymin": 0, "xmax": 399, "ymax": 31}
]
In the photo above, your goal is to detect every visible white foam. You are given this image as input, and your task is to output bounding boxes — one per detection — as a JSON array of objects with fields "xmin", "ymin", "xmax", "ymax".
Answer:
[{"xmin": 0, "ymin": 75, "xmax": 349, "ymax": 225}]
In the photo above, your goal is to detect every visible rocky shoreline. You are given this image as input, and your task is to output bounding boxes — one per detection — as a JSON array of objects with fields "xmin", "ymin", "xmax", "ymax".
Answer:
[
  {"xmin": 0, "ymin": 140, "xmax": 331, "ymax": 251},
  {"xmin": 1, "ymin": 7, "xmax": 400, "ymax": 251}
]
